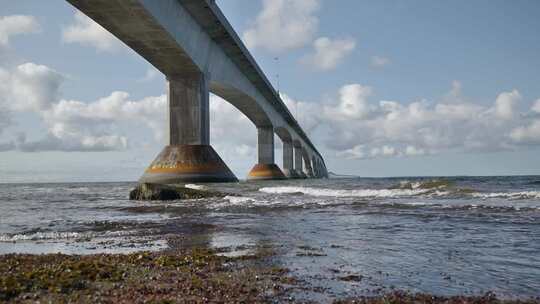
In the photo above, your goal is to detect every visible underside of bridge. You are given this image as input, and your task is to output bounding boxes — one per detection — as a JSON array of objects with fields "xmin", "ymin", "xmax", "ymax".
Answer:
[{"xmin": 66, "ymin": 0, "xmax": 328, "ymax": 183}]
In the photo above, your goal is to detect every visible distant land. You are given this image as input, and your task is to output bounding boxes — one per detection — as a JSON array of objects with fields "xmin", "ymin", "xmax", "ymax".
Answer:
[{"xmin": 328, "ymin": 171, "xmax": 358, "ymax": 178}]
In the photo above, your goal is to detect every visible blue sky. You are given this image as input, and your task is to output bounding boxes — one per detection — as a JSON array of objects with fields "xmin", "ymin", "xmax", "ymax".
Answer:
[{"xmin": 1, "ymin": 0, "xmax": 540, "ymax": 182}]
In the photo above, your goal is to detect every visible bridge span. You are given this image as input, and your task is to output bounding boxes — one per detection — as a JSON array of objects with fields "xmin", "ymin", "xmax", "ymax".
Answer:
[{"xmin": 66, "ymin": 0, "xmax": 328, "ymax": 183}]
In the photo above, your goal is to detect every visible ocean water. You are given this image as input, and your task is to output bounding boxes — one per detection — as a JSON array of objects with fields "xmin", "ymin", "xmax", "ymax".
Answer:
[{"xmin": 1, "ymin": 176, "xmax": 539, "ymax": 300}]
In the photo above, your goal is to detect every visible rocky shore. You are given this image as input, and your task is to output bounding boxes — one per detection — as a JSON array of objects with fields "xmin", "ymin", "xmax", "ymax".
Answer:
[
  {"xmin": 129, "ymin": 183, "xmax": 228, "ymax": 201},
  {"xmin": 1, "ymin": 249, "xmax": 539, "ymax": 303},
  {"xmin": 0, "ymin": 248, "xmax": 293, "ymax": 303}
]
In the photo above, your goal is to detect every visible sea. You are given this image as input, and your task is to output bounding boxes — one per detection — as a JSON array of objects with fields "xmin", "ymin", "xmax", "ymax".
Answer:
[{"xmin": 1, "ymin": 176, "xmax": 539, "ymax": 301}]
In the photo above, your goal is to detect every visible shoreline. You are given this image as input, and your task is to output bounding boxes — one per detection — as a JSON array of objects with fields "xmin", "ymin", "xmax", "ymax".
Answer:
[{"xmin": 1, "ymin": 249, "xmax": 538, "ymax": 303}]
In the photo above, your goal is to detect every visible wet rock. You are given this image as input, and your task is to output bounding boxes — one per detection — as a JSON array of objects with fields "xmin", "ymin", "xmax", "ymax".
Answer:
[
  {"xmin": 129, "ymin": 183, "xmax": 225, "ymax": 201},
  {"xmin": 339, "ymin": 274, "xmax": 363, "ymax": 282}
]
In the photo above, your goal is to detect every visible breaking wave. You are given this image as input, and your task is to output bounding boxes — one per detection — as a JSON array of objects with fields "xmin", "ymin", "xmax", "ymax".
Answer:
[
  {"xmin": 259, "ymin": 186, "xmax": 438, "ymax": 198},
  {"xmin": 393, "ymin": 179, "xmax": 454, "ymax": 190},
  {"xmin": 184, "ymin": 184, "xmax": 208, "ymax": 191},
  {"xmin": 0, "ymin": 230, "xmax": 134, "ymax": 242},
  {"xmin": 258, "ymin": 179, "xmax": 540, "ymax": 201},
  {"xmin": 472, "ymin": 191, "xmax": 540, "ymax": 200}
]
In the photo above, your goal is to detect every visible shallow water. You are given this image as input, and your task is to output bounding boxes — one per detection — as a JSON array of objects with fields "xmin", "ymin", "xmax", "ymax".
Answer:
[{"xmin": 1, "ymin": 176, "xmax": 539, "ymax": 300}]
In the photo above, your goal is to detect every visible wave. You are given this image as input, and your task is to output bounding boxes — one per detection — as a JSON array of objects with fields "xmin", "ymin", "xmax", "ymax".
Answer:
[
  {"xmin": 184, "ymin": 184, "xmax": 208, "ymax": 191},
  {"xmin": 258, "ymin": 186, "xmax": 540, "ymax": 202},
  {"xmin": 259, "ymin": 186, "xmax": 439, "ymax": 198},
  {"xmin": 394, "ymin": 179, "xmax": 454, "ymax": 190},
  {"xmin": 472, "ymin": 191, "xmax": 540, "ymax": 200},
  {"xmin": 0, "ymin": 230, "xmax": 134, "ymax": 242}
]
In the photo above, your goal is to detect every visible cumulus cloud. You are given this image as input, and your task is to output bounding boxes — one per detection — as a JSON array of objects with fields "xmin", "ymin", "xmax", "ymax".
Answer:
[
  {"xmin": 510, "ymin": 120, "xmax": 540, "ymax": 145},
  {"xmin": 0, "ymin": 62, "xmax": 166, "ymax": 152},
  {"xmin": 370, "ymin": 55, "xmax": 390, "ymax": 68},
  {"xmin": 290, "ymin": 82, "xmax": 540, "ymax": 159},
  {"xmin": 3, "ymin": 63, "xmax": 64, "ymax": 111},
  {"xmin": 0, "ymin": 60, "xmax": 263, "ymax": 155},
  {"xmin": 324, "ymin": 84, "xmax": 373, "ymax": 120},
  {"xmin": 281, "ymin": 93, "xmax": 321, "ymax": 134},
  {"xmin": 0, "ymin": 101, "xmax": 11, "ymax": 136},
  {"xmin": 493, "ymin": 89, "xmax": 521, "ymax": 120},
  {"xmin": 0, "ymin": 15, "xmax": 40, "ymax": 47},
  {"xmin": 337, "ymin": 144, "xmax": 399, "ymax": 160},
  {"xmin": 39, "ymin": 92, "xmax": 167, "ymax": 150},
  {"xmin": 210, "ymin": 94, "xmax": 256, "ymax": 148},
  {"xmin": 16, "ymin": 133, "xmax": 128, "ymax": 152},
  {"xmin": 242, "ymin": 0, "xmax": 320, "ymax": 52},
  {"xmin": 62, "ymin": 11, "xmax": 123, "ymax": 52},
  {"xmin": 301, "ymin": 37, "xmax": 356, "ymax": 71},
  {"xmin": 531, "ymin": 99, "xmax": 540, "ymax": 114}
]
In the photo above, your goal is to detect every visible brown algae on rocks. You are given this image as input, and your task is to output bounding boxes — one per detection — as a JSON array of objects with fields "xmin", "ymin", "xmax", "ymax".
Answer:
[
  {"xmin": 0, "ymin": 248, "xmax": 295, "ymax": 303},
  {"xmin": 129, "ymin": 183, "xmax": 228, "ymax": 201}
]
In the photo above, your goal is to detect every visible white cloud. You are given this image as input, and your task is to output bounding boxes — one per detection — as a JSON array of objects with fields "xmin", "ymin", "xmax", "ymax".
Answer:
[
  {"xmin": 0, "ymin": 61, "xmax": 261, "ymax": 155},
  {"xmin": 337, "ymin": 145, "xmax": 365, "ymax": 160},
  {"xmin": 281, "ymin": 92, "xmax": 321, "ymax": 133},
  {"xmin": 16, "ymin": 133, "xmax": 128, "ymax": 152},
  {"xmin": 242, "ymin": 0, "xmax": 320, "ymax": 52},
  {"xmin": 370, "ymin": 55, "xmax": 390, "ymax": 68},
  {"xmin": 301, "ymin": 37, "xmax": 356, "ymax": 71},
  {"xmin": 210, "ymin": 94, "xmax": 256, "ymax": 147},
  {"xmin": 324, "ymin": 84, "xmax": 373, "ymax": 120},
  {"xmin": 5, "ymin": 63, "xmax": 64, "ymax": 112},
  {"xmin": 42, "ymin": 91, "xmax": 167, "ymax": 148},
  {"xmin": 0, "ymin": 62, "xmax": 167, "ymax": 152},
  {"xmin": 532, "ymin": 99, "xmax": 540, "ymax": 113},
  {"xmin": 235, "ymin": 144, "xmax": 255, "ymax": 157},
  {"xmin": 0, "ymin": 15, "xmax": 40, "ymax": 47},
  {"xmin": 62, "ymin": 11, "xmax": 123, "ymax": 52},
  {"xmin": 405, "ymin": 145, "xmax": 426, "ymax": 156},
  {"xmin": 289, "ymin": 82, "xmax": 539, "ymax": 159},
  {"xmin": 493, "ymin": 89, "xmax": 521, "ymax": 120},
  {"xmin": 510, "ymin": 120, "xmax": 540, "ymax": 145}
]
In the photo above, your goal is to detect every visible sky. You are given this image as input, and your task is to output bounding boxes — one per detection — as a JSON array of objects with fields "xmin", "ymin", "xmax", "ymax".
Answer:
[{"xmin": 0, "ymin": 0, "xmax": 540, "ymax": 183}]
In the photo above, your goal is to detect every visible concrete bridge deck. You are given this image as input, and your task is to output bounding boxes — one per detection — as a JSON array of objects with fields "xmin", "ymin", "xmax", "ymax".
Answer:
[{"xmin": 66, "ymin": 0, "xmax": 328, "ymax": 182}]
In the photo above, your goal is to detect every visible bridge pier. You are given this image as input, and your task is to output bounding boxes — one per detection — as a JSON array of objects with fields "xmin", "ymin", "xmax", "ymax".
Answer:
[
  {"xmin": 305, "ymin": 156, "xmax": 314, "ymax": 178},
  {"xmin": 294, "ymin": 145, "xmax": 307, "ymax": 179},
  {"xmin": 282, "ymin": 141, "xmax": 297, "ymax": 178},
  {"xmin": 139, "ymin": 74, "xmax": 238, "ymax": 184},
  {"xmin": 247, "ymin": 127, "xmax": 286, "ymax": 180}
]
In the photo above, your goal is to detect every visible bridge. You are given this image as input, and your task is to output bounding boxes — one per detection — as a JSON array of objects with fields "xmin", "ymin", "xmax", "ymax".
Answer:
[{"xmin": 66, "ymin": 0, "xmax": 328, "ymax": 183}]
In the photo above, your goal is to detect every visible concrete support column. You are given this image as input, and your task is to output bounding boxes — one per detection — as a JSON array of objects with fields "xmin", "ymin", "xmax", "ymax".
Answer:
[
  {"xmin": 257, "ymin": 127, "xmax": 274, "ymax": 164},
  {"xmin": 247, "ymin": 127, "xmax": 285, "ymax": 180},
  {"xmin": 139, "ymin": 73, "xmax": 237, "ymax": 184},
  {"xmin": 167, "ymin": 74, "xmax": 209, "ymax": 145},
  {"xmin": 294, "ymin": 145, "xmax": 307, "ymax": 179},
  {"xmin": 304, "ymin": 155, "xmax": 314, "ymax": 178},
  {"xmin": 282, "ymin": 141, "xmax": 296, "ymax": 178}
]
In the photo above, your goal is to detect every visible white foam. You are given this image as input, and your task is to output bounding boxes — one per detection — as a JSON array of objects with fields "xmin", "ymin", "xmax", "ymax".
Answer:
[
  {"xmin": 0, "ymin": 231, "xmax": 83, "ymax": 242},
  {"xmin": 472, "ymin": 191, "xmax": 540, "ymax": 200},
  {"xmin": 184, "ymin": 184, "xmax": 207, "ymax": 190},
  {"xmin": 224, "ymin": 196, "xmax": 258, "ymax": 204},
  {"xmin": 0, "ymin": 230, "xmax": 135, "ymax": 242},
  {"xmin": 259, "ymin": 186, "xmax": 431, "ymax": 198}
]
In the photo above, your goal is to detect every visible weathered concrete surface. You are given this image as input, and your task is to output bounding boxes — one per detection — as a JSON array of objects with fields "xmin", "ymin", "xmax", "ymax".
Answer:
[
  {"xmin": 282, "ymin": 141, "xmax": 297, "ymax": 178},
  {"xmin": 247, "ymin": 164, "xmax": 286, "ymax": 181},
  {"xmin": 248, "ymin": 127, "xmax": 285, "ymax": 180},
  {"xmin": 294, "ymin": 144, "xmax": 307, "ymax": 179},
  {"xmin": 65, "ymin": 0, "xmax": 328, "ymax": 180},
  {"xmin": 140, "ymin": 145, "xmax": 237, "ymax": 183},
  {"xmin": 140, "ymin": 72, "xmax": 237, "ymax": 183},
  {"xmin": 168, "ymin": 74, "xmax": 209, "ymax": 146}
]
